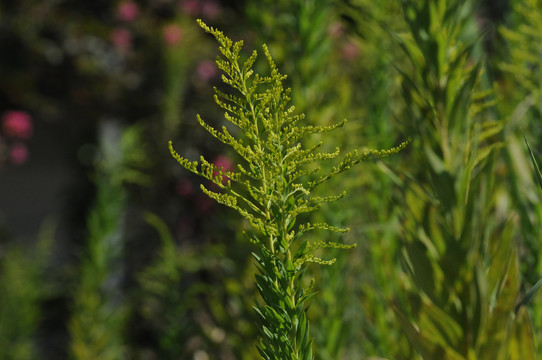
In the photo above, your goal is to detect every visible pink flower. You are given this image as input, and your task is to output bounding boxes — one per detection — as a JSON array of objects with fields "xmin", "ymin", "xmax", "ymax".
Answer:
[
  {"xmin": 2, "ymin": 111, "xmax": 33, "ymax": 139},
  {"xmin": 197, "ymin": 60, "xmax": 217, "ymax": 82},
  {"xmin": 163, "ymin": 24, "xmax": 183, "ymax": 46},
  {"xmin": 117, "ymin": 1, "xmax": 140, "ymax": 22},
  {"xmin": 213, "ymin": 155, "xmax": 233, "ymax": 171},
  {"xmin": 201, "ymin": 0, "xmax": 221, "ymax": 20},
  {"xmin": 213, "ymin": 155, "xmax": 233, "ymax": 184},
  {"xmin": 179, "ymin": 0, "xmax": 199, "ymax": 16},
  {"xmin": 9, "ymin": 142, "xmax": 29, "ymax": 165},
  {"xmin": 111, "ymin": 28, "xmax": 132, "ymax": 51}
]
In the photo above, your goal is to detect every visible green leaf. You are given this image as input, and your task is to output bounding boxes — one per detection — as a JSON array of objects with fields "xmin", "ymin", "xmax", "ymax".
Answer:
[
  {"xmin": 515, "ymin": 276, "xmax": 542, "ymax": 313},
  {"xmin": 521, "ymin": 129, "xmax": 542, "ymax": 191},
  {"xmin": 392, "ymin": 303, "xmax": 465, "ymax": 360},
  {"xmin": 508, "ymin": 307, "xmax": 536, "ymax": 360}
]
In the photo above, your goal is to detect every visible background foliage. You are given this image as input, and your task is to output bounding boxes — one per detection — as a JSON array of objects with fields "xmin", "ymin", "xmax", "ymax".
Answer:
[{"xmin": 1, "ymin": 0, "xmax": 542, "ymax": 359}]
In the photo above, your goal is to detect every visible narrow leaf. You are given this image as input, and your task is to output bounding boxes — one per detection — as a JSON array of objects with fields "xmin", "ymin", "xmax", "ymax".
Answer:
[{"xmin": 521, "ymin": 129, "xmax": 542, "ymax": 191}]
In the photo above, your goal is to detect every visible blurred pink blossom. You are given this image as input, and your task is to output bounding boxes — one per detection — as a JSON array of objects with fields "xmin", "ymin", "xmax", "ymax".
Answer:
[
  {"xmin": 176, "ymin": 178, "xmax": 194, "ymax": 197},
  {"xmin": 9, "ymin": 142, "xmax": 29, "ymax": 165},
  {"xmin": 111, "ymin": 28, "xmax": 132, "ymax": 51},
  {"xmin": 179, "ymin": 0, "xmax": 199, "ymax": 16},
  {"xmin": 197, "ymin": 60, "xmax": 217, "ymax": 82},
  {"xmin": 201, "ymin": 0, "xmax": 221, "ymax": 20},
  {"xmin": 117, "ymin": 1, "xmax": 140, "ymax": 22},
  {"xmin": 213, "ymin": 155, "xmax": 233, "ymax": 185},
  {"xmin": 2, "ymin": 111, "xmax": 33, "ymax": 139},
  {"xmin": 163, "ymin": 24, "xmax": 183, "ymax": 46},
  {"xmin": 213, "ymin": 155, "xmax": 233, "ymax": 171}
]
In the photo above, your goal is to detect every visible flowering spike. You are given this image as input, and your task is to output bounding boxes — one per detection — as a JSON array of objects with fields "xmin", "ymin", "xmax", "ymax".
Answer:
[{"xmin": 169, "ymin": 20, "xmax": 406, "ymax": 359}]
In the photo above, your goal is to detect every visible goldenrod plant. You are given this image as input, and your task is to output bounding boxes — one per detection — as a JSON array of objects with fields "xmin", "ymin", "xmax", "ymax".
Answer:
[
  {"xmin": 247, "ymin": 2, "xmax": 375, "ymax": 358},
  {"xmin": 169, "ymin": 20, "xmax": 407, "ymax": 359},
  {"xmin": 392, "ymin": 0, "xmax": 536, "ymax": 358}
]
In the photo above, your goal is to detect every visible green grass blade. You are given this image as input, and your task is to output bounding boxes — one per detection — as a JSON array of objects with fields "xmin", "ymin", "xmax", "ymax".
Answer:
[
  {"xmin": 515, "ymin": 131, "xmax": 542, "ymax": 312},
  {"xmin": 515, "ymin": 276, "xmax": 542, "ymax": 313},
  {"xmin": 521, "ymin": 129, "xmax": 542, "ymax": 191}
]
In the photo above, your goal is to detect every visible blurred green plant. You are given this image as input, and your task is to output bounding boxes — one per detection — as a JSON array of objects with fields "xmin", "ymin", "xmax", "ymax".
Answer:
[
  {"xmin": 169, "ymin": 19, "xmax": 407, "ymax": 359},
  {"xmin": 135, "ymin": 212, "xmax": 203, "ymax": 358},
  {"xmin": 327, "ymin": 2, "xmax": 418, "ymax": 358},
  {"xmin": 517, "ymin": 132, "xmax": 542, "ymax": 351},
  {"xmin": 522, "ymin": 133, "xmax": 542, "ymax": 198},
  {"xmin": 0, "ymin": 223, "xmax": 53, "ymax": 360},
  {"xmin": 498, "ymin": 0, "xmax": 542, "ymax": 284},
  {"xmin": 160, "ymin": 18, "xmax": 208, "ymax": 141},
  {"xmin": 134, "ymin": 212, "xmax": 258, "ymax": 359},
  {"xmin": 496, "ymin": 1, "xmax": 542, "ymax": 351},
  {"xmin": 500, "ymin": 0, "xmax": 542, "ymax": 116},
  {"xmin": 69, "ymin": 124, "xmax": 150, "ymax": 360},
  {"xmin": 392, "ymin": 0, "xmax": 536, "ymax": 358}
]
